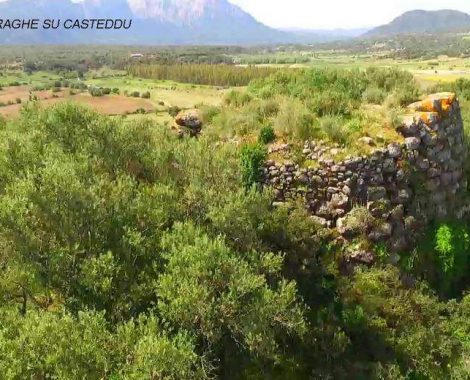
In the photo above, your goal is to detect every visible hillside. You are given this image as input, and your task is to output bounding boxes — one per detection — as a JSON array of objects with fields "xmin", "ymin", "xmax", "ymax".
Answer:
[{"xmin": 364, "ymin": 9, "xmax": 470, "ymax": 38}]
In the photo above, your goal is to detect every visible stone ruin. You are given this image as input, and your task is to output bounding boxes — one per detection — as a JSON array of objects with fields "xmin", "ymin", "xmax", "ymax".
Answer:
[{"xmin": 262, "ymin": 93, "xmax": 468, "ymax": 252}]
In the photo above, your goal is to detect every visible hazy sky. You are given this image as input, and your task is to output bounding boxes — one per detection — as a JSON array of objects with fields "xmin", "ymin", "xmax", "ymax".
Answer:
[{"xmin": 228, "ymin": 0, "xmax": 470, "ymax": 29}]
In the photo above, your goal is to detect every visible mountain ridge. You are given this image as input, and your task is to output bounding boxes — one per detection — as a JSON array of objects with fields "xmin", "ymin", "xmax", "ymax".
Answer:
[
  {"xmin": 364, "ymin": 9, "xmax": 470, "ymax": 38},
  {"xmin": 0, "ymin": 0, "xmax": 294, "ymax": 44},
  {"xmin": 0, "ymin": 0, "xmax": 366, "ymax": 45}
]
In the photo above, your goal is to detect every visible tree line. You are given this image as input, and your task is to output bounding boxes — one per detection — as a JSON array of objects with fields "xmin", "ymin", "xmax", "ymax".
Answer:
[{"xmin": 129, "ymin": 64, "xmax": 281, "ymax": 87}]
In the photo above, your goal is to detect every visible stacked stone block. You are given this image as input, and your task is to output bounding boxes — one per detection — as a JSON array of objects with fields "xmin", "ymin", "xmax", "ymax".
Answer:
[{"xmin": 262, "ymin": 93, "xmax": 467, "ymax": 251}]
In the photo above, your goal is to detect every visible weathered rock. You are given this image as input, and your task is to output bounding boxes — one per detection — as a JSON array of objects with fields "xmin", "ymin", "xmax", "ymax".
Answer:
[
  {"xmin": 311, "ymin": 216, "xmax": 329, "ymax": 227},
  {"xmin": 368, "ymin": 222, "xmax": 393, "ymax": 242},
  {"xmin": 331, "ymin": 193, "xmax": 349, "ymax": 209},
  {"xmin": 349, "ymin": 250, "xmax": 375, "ymax": 266},
  {"xmin": 405, "ymin": 137, "xmax": 421, "ymax": 150},
  {"xmin": 390, "ymin": 237, "xmax": 408, "ymax": 253},
  {"xmin": 368, "ymin": 187, "xmax": 387, "ymax": 202},
  {"xmin": 387, "ymin": 143, "xmax": 402, "ymax": 158},
  {"xmin": 175, "ymin": 109, "xmax": 203, "ymax": 136}
]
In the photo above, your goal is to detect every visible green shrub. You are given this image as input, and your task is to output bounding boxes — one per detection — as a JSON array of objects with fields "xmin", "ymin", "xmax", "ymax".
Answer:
[
  {"xmin": 240, "ymin": 143, "xmax": 266, "ymax": 189},
  {"xmin": 310, "ymin": 90, "xmax": 356, "ymax": 117},
  {"xmin": 135, "ymin": 108, "xmax": 147, "ymax": 114},
  {"xmin": 102, "ymin": 88, "xmax": 111, "ymax": 95},
  {"xmin": 130, "ymin": 91, "xmax": 140, "ymax": 98},
  {"xmin": 320, "ymin": 116, "xmax": 351, "ymax": 145},
  {"xmin": 435, "ymin": 222, "xmax": 470, "ymax": 291},
  {"xmin": 414, "ymin": 221, "xmax": 470, "ymax": 297},
  {"xmin": 273, "ymin": 98, "xmax": 316, "ymax": 140},
  {"xmin": 141, "ymin": 91, "xmax": 151, "ymax": 99},
  {"xmin": 112, "ymin": 88, "xmax": 120, "ymax": 94},
  {"xmin": 15, "ymin": 98, "xmax": 22, "ymax": 104},
  {"xmin": 362, "ymin": 86, "xmax": 386, "ymax": 104},
  {"xmin": 52, "ymin": 87, "xmax": 61, "ymax": 93},
  {"xmin": 224, "ymin": 90, "xmax": 252, "ymax": 107},
  {"xmin": 258, "ymin": 125, "xmax": 276, "ymax": 144},
  {"xmin": 388, "ymin": 84, "xmax": 420, "ymax": 107},
  {"xmin": 168, "ymin": 106, "xmax": 181, "ymax": 117},
  {"xmin": 89, "ymin": 87, "xmax": 103, "ymax": 97},
  {"xmin": 199, "ymin": 105, "xmax": 221, "ymax": 124}
]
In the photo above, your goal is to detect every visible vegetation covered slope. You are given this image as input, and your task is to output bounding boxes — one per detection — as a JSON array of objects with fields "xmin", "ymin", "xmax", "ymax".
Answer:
[
  {"xmin": 0, "ymin": 73, "xmax": 468, "ymax": 379},
  {"xmin": 364, "ymin": 9, "xmax": 470, "ymax": 38}
]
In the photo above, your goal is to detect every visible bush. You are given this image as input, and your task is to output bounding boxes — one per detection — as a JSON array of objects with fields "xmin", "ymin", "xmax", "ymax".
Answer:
[
  {"xmin": 52, "ymin": 87, "xmax": 61, "ymax": 93},
  {"xmin": 273, "ymin": 98, "xmax": 316, "ymax": 140},
  {"xmin": 362, "ymin": 86, "xmax": 386, "ymax": 104},
  {"xmin": 141, "ymin": 91, "xmax": 151, "ymax": 99},
  {"xmin": 130, "ymin": 91, "xmax": 140, "ymax": 98},
  {"xmin": 224, "ymin": 90, "xmax": 252, "ymax": 107},
  {"xmin": 435, "ymin": 222, "xmax": 470, "ymax": 292},
  {"xmin": 310, "ymin": 90, "xmax": 356, "ymax": 117},
  {"xmin": 89, "ymin": 87, "xmax": 103, "ymax": 97},
  {"xmin": 387, "ymin": 84, "xmax": 420, "ymax": 107},
  {"xmin": 240, "ymin": 143, "xmax": 266, "ymax": 188},
  {"xmin": 135, "ymin": 108, "xmax": 147, "ymax": 114},
  {"xmin": 258, "ymin": 125, "xmax": 276, "ymax": 144},
  {"xmin": 15, "ymin": 98, "xmax": 22, "ymax": 104},
  {"xmin": 102, "ymin": 88, "xmax": 111, "ymax": 95},
  {"xmin": 320, "ymin": 116, "xmax": 351, "ymax": 145},
  {"xmin": 199, "ymin": 105, "xmax": 221, "ymax": 124},
  {"xmin": 168, "ymin": 106, "xmax": 181, "ymax": 117},
  {"xmin": 112, "ymin": 88, "xmax": 120, "ymax": 94}
]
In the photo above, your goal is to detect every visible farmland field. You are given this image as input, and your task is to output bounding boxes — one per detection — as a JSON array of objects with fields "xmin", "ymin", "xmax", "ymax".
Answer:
[{"xmin": 0, "ymin": 71, "xmax": 230, "ymax": 120}]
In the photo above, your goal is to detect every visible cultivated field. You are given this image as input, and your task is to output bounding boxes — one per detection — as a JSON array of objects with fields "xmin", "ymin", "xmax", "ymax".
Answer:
[{"xmin": 0, "ymin": 70, "xmax": 229, "ymax": 122}]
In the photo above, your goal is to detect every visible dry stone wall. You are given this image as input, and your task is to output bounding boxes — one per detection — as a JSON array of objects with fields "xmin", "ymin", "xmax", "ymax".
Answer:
[{"xmin": 262, "ymin": 93, "xmax": 467, "ymax": 252}]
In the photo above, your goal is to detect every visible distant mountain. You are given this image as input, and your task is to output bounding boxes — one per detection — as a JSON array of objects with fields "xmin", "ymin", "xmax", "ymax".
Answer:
[
  {"xmin": 284, "ymin": 27, "xmax": 370, "ymax": 42},
  {"xmin": 364, "ymin": 9, "xmax": 470, "ymax": 38},
  {"xmin": 0, "ymin": 0, "xmax": 332, "ymax": 45}
]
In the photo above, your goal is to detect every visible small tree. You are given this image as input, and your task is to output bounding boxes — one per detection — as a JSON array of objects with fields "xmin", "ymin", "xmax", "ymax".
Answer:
[
  {"xmin": 240, "ymin": 143, "xmax": 266, "ymax": 189},
  {"xmin": 258, "ymin": 125, "xmax": 276, "ymax": 144}
]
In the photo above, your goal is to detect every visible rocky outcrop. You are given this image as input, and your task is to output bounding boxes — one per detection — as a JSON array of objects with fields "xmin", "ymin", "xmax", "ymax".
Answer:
[
  {"xmin": 262, "ymin": 93, "xmax": 467, "ymax": 251},
  {"xmin": 175, "ymin": 109, "xmax": 203, "ymax": 137}
]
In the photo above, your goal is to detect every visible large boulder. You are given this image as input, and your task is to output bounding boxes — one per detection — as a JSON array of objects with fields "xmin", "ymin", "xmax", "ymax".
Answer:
[{"xmin": 175, "ymin": 109, "xmax": 203, "ymax": 137}]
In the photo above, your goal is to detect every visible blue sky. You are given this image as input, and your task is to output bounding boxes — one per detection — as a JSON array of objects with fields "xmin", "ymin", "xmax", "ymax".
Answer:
[{"xmin": 229, "ymin": 0, "xmax": 470, "ymax": 29}]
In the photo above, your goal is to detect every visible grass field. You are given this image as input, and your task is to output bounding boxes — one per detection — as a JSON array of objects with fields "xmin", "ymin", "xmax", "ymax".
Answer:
[
  {"xmin": 86, "ymin": 76, "xmax": 228, "ymax": 108},
  {"xmin": 0, "ymin": 69, "xmax": 231, "ymax": 120},
  {"xmin": 0, "ymin": 87, "xmax": 155, "ymax": 118},
  {"xmin": 1, "ymin": 57, "xmax": 470, "ymax": 126}
]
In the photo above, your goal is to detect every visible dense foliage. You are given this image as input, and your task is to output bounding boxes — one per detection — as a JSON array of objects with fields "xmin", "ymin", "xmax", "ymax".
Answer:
[
  {"xmin": 0, "ymin": 100, "xmax": 467, "ymax": 379},
  {"xmin": 129, "ymin": 64, "xmax": 281, "ymax": 87},
  {"xmin": 201, "ymin": 67, "xmax": 417, "ymax": 153}
]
